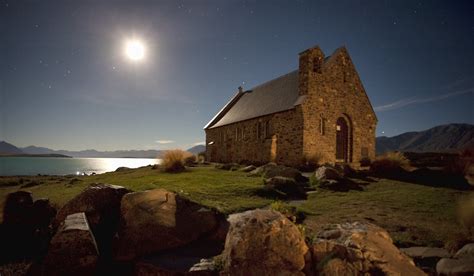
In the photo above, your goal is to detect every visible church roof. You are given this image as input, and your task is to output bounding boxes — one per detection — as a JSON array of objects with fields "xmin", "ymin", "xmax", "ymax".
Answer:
[{"xmin": 205, "ymin": 70, "xmax": 304, "ymax": 129}]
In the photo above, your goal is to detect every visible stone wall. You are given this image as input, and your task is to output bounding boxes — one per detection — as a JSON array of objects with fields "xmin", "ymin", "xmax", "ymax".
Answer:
[
  {"xmin": 205, "ymin": 108, "xmax": 304, "ymax": 166},
  {"xmin": 299, "ymin": 46, "xmax": 377, "ymax": 167}
]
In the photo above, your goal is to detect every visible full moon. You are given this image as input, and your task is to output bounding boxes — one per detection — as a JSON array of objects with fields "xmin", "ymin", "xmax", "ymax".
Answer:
[{"xmin": 124, "ymin": 39, "xmax": 145, "ymax": 61}]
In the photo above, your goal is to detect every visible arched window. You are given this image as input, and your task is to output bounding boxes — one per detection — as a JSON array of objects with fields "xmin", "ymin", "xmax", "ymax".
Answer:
[{"xmin": 319, "ymin": 115, "xmax": 325, "ymax": 135}]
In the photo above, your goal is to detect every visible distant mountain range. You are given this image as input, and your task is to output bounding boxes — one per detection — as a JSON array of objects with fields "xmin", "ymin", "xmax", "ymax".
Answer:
[
  {"xmin": 0, "ymin": 141, "xmax": 205, "ymax": 158},
  {"xmin": 2, "ymin": 123, "xmax": 472, "ymax": 157},
  {"xmin": 376, "ymin": 123, "xmax": 474, "ymax": 154}
]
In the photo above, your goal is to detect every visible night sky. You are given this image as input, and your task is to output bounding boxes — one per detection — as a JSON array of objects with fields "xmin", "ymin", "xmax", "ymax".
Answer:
[{"xmin": 1, "ymin": 0, "xmax": 473, "ymax": 151}]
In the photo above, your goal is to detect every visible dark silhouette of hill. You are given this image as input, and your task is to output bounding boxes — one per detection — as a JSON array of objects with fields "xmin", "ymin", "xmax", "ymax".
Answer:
[
  {"xmin": 376, "ymin": 123, "xmax": 474, "ymax": 154},
  {"xmin": 0, "ymin": 141, "xmax": 24, "ymax": 154},
  {"xmin": 187, "ymin": 145, "xmax": 205, "ymax": 155}
]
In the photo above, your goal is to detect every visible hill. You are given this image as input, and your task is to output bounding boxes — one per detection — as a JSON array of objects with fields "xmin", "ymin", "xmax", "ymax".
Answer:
[
  {"xmin": 0, "ymin": 141, "xmax": 24, "ymax": 154},
  {"xmin": 376, "ymin": 123, "xmax": 474, "ymax": 154},
  {"xmin": 187, "ymin": 145, "xmax": 205, "ymax": 155}
]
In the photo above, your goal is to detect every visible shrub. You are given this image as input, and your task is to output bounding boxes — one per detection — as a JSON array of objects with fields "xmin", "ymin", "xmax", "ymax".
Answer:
[
  {"xmin": 161, "ymin": 149, "xmax": 193, "ymax": 173},
  {"xmin": 370, "ymin": 151, "xmax": 409, "ymax": 175},
  {"xmin": 299, "ymin": 152, "xmax": 323, "ymax": 172},
  {"xmin": 445, "ymin": 148, "xmax": 473, "ymax": 176},
  {"xmin": 457, "ymin": 193, "xmax": 474, "ymax": 234},
  {"xmin": 359, "ymin": 157, "xmax": 371, "ymax": 167},
  {"xmin": 184, "ymin": 154, "xmax": 197, "ymax": 166},
  {"xmin": 309, "ymin": 174, "xmax": 320, "ymax": 187}
]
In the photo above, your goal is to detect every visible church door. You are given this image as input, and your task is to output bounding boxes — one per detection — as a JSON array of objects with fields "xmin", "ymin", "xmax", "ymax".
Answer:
[{"xmin": 336, "ymin": 117, "xmax": 349, "ymax": 162}]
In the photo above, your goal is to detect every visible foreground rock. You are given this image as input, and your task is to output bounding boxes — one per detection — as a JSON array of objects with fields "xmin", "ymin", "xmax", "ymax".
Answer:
[
  {"xmin": 249, "ymin": 163, "xmax": 306, "ymax": 182},
  {"xmin": 310, "ymin": 222, "xmax": 425, "ymax": 275},
  {"xmin": 436, "ymin": 243, "xmax": 474, "ymax": 275},
  {"xmin": 43, "ymin": 213, "xmax": 99, "ymax": 275},
  {"xmin": 238, "ymin": 165, "xmax": 256, "ymax": 172},
  {"xmin": 314, "ymin": 165, "xmax": 342, "ymax": 182},
  {"xmin": 0, "ymin": 191, "xmax": 56, "ymax": 262},
  {"xmin": 263, "ymin": 176, "xmax": 306, "ymax": 199},
  {"xmin": 115, "ymin": 188, "xmax": 226, "ymax": 261},
  {"xmin": 401, "ymin": 246, "xmax": 451, "ymax": 273},
  {"xmin": 221, "ymin": 209, "xmax": 308, "ymax": 275},
  {"xmin": 54, "ymin": 183, "xmax": 130, "ymax": 258}
]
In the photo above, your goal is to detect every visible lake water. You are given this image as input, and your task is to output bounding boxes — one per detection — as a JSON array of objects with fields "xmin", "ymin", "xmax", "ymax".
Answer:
[{"xmin": 0, "ymin": 157, "xmax": 161, "ymax": 176}]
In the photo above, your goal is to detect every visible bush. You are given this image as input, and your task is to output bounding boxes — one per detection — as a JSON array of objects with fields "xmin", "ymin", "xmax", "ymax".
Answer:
[
  {"xmin": 359, "ymin": 157, "xmax": 371, "ymax": 167},
  {"xmin": 309, "ymin": 174, "xmax": 320, "ymax": 187},
  {"xmin": 184, "ymin": 154, "xmax": 197, "ymax": 166},
  {"xmin": 161, "ymin": 149, "xmax": 193, "ymax": 173},
  {"xmin": 457, "ymin": 193, "xmax": 474, "ymax": 234},
  {"xmin": 446, "ymin": 148, "xmax": 473, "ymax": 176},
  {"xmin": 299, "ymin": 152, "xmax": 323, "ymax": 172},
  {"xmin": 370, "ymin": 151, "xmax": 409, "ymax": 175}
]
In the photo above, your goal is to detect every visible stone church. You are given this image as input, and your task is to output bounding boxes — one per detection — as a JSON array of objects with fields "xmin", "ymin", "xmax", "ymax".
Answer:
[{"xmin": 204, "ymin": 45, "xmax": 377, "ymax": 167}]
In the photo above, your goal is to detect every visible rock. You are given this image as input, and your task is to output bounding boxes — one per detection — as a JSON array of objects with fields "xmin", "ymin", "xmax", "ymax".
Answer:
[
  {"xmin": 115, "ymin": 188, "xmax": 225, "ymax": 261},
  {"xmin": 264, "ymin": 176, "xmax": 306, "ymax": 199},
  {"xmin": 54, "ymin": 183, "xmax": 130, "ymax": 258},
  {"xmin": 238, "ymin": 165, "xmax": 256, "ymax": 172},
  {"xmin": 216, "ymin": 163, "xmax": 240, "ymax": 171},
  {"xmin": 221, "ymin": 209, "xmax": 308, "ymax": 275},
  {"xmin": 43, "ymin": 213, "xmax": 99, "ymax": 276},
  {"xmin": 455, "ymin": 243, "xmax": 474, "ymax": 259},
  {"xmin": 401, "ymin": 246, "xmax": 451, "ymax": 259},
  {"xmin": 310, "ymin": 222, "xmax": 425, "ymax": 276},
  {"xmin": 436, "ymin": 243, "xmax": 474, "ymax": 275},
  {"xmin": 189, "ymin": 258, "xmax": 216, "ymax": 273},
  {"xmin": 436, "ymin": 258, "xmax": 474, "ymax": 275},
  {"xmin": 3, "ymin": 191, "xmax": 34, "ymax": 225},
  {"xmin": 401, "ymin": 246, "xmax": 451, "ymax": 274},
  {"xmin": 249, "ymin": 163, "xmax": 306, "ymax": 182},
  {"xmin": 0, "ymin": 192, "xmax": 56, "ymax": 262},
  {"xmin": 314, "ymin": 166, "xmax": 342, "ymax": 182}
]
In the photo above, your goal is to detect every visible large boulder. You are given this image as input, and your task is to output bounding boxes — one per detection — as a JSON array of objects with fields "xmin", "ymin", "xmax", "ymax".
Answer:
[
  {"xmin": 310, "ymin": 222, "xmax": 425, "ymax": 275},
  {"xmin": 54, "ymin": 183, "xmax": 130, "ymax": 258},
  {"xmin": 436, "ymin": 243, "xmax": 474, "ymax": 275},
  {"xmin": 1, "ymin": 192, "xmax": 56, "ymax": 262},
  {"xmin": 221, "ymin": 209, "xmax": 308, "ymax": 275},
  {"xmin": 263, "ymin": 176, "xmax": 306, "ymax": 199},
  {"xmin": 115, "ymin": 188, "xmax": 226, "ymax": 261},
  {"xmin": 249, "ymin": 163, "xmax": 306, "ymax": 182},
  {"xmin": 42, "ymin": 212, "xmax": 99, "ymax": 275},
  {"xmin": 314, "ymin": 166, "xmax": 342, "ymax": 182}
]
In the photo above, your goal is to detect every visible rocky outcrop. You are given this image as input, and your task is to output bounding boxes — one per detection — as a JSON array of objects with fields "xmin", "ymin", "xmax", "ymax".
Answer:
[
  {"xmin": 310, "ymin": 222, "xmax": 425, "ymax": 275},
  {"xmin": 54, "ymin": 183, "xmax": 130, "ymax": 258},
  {"xmin": 221, "ymin": 209, "xmax": 308, "ymax": 275},
  {"xmin": 115, "ymin": 188, "xmax": 226, "ymax": 261},
  {"xmin": 263, "ymin": 176, "xmax": 306, "ymax": 199},
  {"xmin": 436, "ymin": 243, "xmax": 474, "ymax": 275},
  {"xmin": 249, "ymin": 163, "xmax": 306, "ymax": 182},
  {"xmin": 238, "ymin": 165, "xmax": 256, "ymax": 172},
  {"xmin": 42, "ymin": 212, "xmax": 99, "ymax": 275}
]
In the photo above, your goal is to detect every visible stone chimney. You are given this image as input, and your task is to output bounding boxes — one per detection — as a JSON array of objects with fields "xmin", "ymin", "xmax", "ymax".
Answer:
[
  {"xmin": 298, "ymin": 45, "xmax": 325, "ymax": 95},
  {"xmin": 238, "ymin": 86, "xmax": 243, "ymax": 93}
]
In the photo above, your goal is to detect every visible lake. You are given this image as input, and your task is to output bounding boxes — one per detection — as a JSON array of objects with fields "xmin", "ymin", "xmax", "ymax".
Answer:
[{"xmin": 0, "ymin": 157, "xmax": 161, "ymax": 176}]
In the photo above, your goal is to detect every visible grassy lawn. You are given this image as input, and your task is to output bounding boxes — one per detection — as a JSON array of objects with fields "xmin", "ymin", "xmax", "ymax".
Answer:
[
  {"xmin": 0, "ymin": 165, "xmax": 471, "ymax": 248},
  {"xmin": 300, "ymin": 178, "xmax": 471, "ymax": 248}
]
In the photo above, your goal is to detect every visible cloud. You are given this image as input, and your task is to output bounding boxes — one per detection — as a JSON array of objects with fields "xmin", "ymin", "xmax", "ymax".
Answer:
[
  {"xmin": 155, "ymin": 140, "xmax": 174, "ymax": 144},
  {"xmin": 192, "ymin": 141, "xmax": 205, "ymax": 146},
  {"xmin": 374, "ymin": 88, "xmax": 474, "ymax": 112}
]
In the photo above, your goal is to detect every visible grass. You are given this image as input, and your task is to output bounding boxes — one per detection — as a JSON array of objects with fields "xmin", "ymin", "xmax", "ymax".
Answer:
[
  {"xmin": 299, "ymin": 177, "xmax": 471, "ymax": 247},
  {"xmin": 0, "ymin": 164, "xmax": 471, "ymax": 248},
  {"xmin": 0, "ymin": 165, "xmax": 271, "ymax": 219}
]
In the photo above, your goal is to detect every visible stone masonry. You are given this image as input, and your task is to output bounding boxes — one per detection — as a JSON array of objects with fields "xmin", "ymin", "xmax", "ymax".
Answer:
[{"xmin": 205, "ymin": 45, "xmax": 377, "ymax": 167}]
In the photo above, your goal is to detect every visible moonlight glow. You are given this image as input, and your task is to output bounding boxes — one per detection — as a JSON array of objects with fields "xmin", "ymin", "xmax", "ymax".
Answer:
[{"xmin": 124, "ymin": 39, "xmax": 145, "ymax": 61}]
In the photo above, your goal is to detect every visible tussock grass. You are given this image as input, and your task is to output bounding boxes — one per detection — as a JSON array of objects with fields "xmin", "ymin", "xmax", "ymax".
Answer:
[
  {"xmin": 162, "ymin": 149, "xmax": 194, "ymax": 173},
  {"xmin": 370, "ymin": 151, "xmax": 410, "ymax": 174}
]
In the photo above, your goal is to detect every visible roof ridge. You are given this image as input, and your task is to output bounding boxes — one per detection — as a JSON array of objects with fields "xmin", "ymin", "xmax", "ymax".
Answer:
[{"xmin": 249, "ymin": 69, "xmax": 298, "ymax": 91}]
